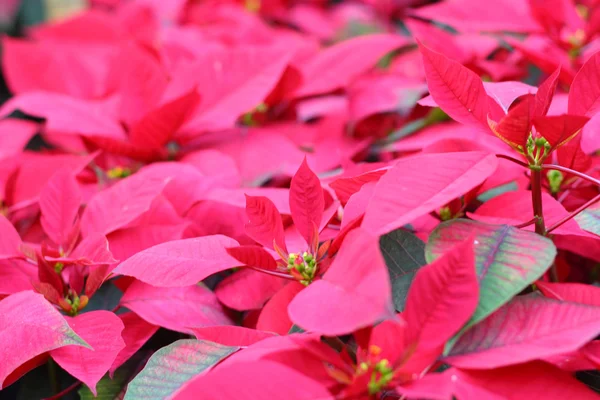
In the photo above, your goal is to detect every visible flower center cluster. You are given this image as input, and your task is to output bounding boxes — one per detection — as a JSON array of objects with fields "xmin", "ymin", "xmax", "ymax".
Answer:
[
  {"xmin": 357, "ymin": 345, "xmax": 395, "ymax": 395},
  {"xmin": 59, "ymin": 290, "xmax": 89, "ymax": 316},
  {"xmin": 526, "ymin": 135, "xmax": 551, "ymax": 167},
  {"xmin": 107, "ymin": 166, "xmax": 132, "ymax": 179},
  {"xmin": 287, "ymin": 252, "xmax": 317, "ymax": 286}
]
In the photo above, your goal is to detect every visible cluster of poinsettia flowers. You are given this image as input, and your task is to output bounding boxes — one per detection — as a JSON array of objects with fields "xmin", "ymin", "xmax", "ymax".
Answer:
[{"xmin": 1, "ymin": 0, "xmax": 600, "ymax": 399}]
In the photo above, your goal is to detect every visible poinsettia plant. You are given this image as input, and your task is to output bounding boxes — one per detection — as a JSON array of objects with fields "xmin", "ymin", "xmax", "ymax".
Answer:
[{"xmin": 1, "ymin": 0, "xmax": 600, "ymax": 399}]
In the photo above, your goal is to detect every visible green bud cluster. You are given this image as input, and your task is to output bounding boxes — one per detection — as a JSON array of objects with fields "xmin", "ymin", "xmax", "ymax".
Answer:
[
  {"xmin": 64, "ymin": 295, "xmax": 80, "ymax": 316},
  {"xmin": 526, "ymin": 135, "xmax": 551, "ymax": 166},
  {"xmin": 54, "ymin": 262, "xmax": 64, "ymax": 274},
  {"xmin": 439, "ymin": 206, "xmax": 453, "ymax": 221},
  {"xmin": 107, "ymin": 166, "xmax": 132, "ymax": 179},
  {"xmin": 61, "ymin": 290, "xmax": 89, "ymax": 316},
  {"xmin": 367, "ymin": 359, "xmax": 394, "ymax": 395},
  {"xmin": 547, "ymin": 170, "xmax": 564, "ymax": 194},
  {"xmin": 287, "ymin": 252, "xmax": 317, "ymax": 286}
]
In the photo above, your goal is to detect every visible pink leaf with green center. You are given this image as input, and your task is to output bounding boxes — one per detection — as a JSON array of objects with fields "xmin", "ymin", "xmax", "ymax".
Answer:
[
  {"xmin": 445, "ymin": 294, "xmax": 600, "ymax": 369},
  {"xmin": 244, "ymin": 194, "xmax": 287, "ymax": 252},
  {"xmin": 120, "ymin": 281, "xmax": 233, "ymax": 333},
  {"xmin": 426, "ymin": 219, "xmax": 556, "ymax": 336},
  {"xmin": 123, "ymin": 339, "xmax": 239, "ymax": 400},
  {"xmin": 289, "ymin": 158, "xmax": 324, "ymax": 248},
  {"xmin": 399, "ymin": 238, "xmax": 479, "ymax": 375},
  {"xmin": 418, "ymin": 41, "xmax": 489, "ymax": 130},
  {"xmin": 575, "ymin": 200, "xmax": 600, "ymax": 237},
  {"xmin": 568, "ymin": 51, "xmax": 600, "ymax": 116},
  {"xmin": 172, "ymin": 360, "xmax": 333, "ymax": 400},
  {"xmin": 50, "ymin": 310, "xmax": 125, "ymax": 395},
  {"xmin": 288, "ymin": 229, "xmax": 394, "ymax": 335},
  {"xmin": 114, "ymin": 235, "xmax": 240, "ymax": 287},
  {"xmin": 0, "ymin": 291, "xmax": 89, "ymax": 388},
  {"xmin": 362, "ymin": 152, "xmax": 498, "ymax": 235},
  {"xmin": 39, "ymin": 169, "xmax": 81, "ymax": 249},
  {"xmin": 0, "ymin": 215, "xmax": 21, "ymax": 260}
]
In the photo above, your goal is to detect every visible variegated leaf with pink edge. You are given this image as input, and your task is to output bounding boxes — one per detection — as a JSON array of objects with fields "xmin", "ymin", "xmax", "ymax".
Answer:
[
  {"xmin": 445, "ymin": 294, "xmax": 600, "ymax": 369},
  {"xmin": 124, "ymin": 339, "xmax": 238, "ymax": 400},
  {"xmin": 426, "ymin": 219, "xmax": 556, "ymax": 337}
]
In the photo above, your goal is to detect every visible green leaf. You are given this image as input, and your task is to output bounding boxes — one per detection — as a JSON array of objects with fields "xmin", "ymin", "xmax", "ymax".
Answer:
[
  {"xmin": 477, "ymin": 181, "xmax": 518, "ymax": 202},
  {"xmin": 79, "ymin": 370, "xmax": 128, "ymax": 400},
  {"xmin": 426, "ymin": 219, "xmax": 556, "ymax": 335},
  {"xmin": 575, "ymin": 201, "xmax": 600, "ymax": 236},
  {"xmin": 83, "ymin": 282, "xmax": 123, "ymax": 313},
  {"xmin": 379, "ymin": 228, "xmax": 427, "ymax": 310},
  {"xmin": 124, "ymin": 339, "xmax": 238, "ymax": 400},
  {"xmin": 288, "ymin": 325, "xmax": 305, "ymax": 334}
]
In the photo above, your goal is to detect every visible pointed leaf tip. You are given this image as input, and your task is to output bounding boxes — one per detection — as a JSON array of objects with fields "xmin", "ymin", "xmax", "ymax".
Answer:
[{"xmin": 289, "ymin": 158, "xmax": 324, "ymax": 248}]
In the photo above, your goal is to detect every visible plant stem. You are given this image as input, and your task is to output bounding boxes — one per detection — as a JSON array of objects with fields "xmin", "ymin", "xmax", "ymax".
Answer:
[
  {"xmin": 530, "ymin": 169, "xmax": 547, "ymax": 236},
  {"xmin": 42, "ymin": 380, "xmax": 81, "ymax": 400},
  {"xmin": 496, "ymin": 154, "xmax": 529, "ymax": 168},
  {"xmin": 250, "ymin": 267, "xmax": 295, "ymax": 280},
  {"xmin": 497, "ymin": 156, "xmax": 600, "ymax": 189},
  {"xmin": 530, "ymin": 168, "xmax": 558, "ymax": 282},
  {"xmin": 515, "ymin": 217, "xmax": 537, "ymax": 229},
  {"xmin": 546, "ymin": 193, "xmax": 600, "ymax": 234},
  {"xmin": 541, "ymin": 164, "xmax": 600, "ymax": 188},
  {"xmin": 47, "ymin": 359, "xmax": 59, "ymax": 396}
]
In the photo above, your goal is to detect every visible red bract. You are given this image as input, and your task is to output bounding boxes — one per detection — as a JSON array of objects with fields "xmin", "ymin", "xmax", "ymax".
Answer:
[{"xmin": 3, "ymin": 0, "xmax": 600, "ymax": 398}]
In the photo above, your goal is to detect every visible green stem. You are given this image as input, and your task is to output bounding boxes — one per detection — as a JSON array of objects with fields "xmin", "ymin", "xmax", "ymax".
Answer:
[{"xmin": 47, "ymin": 359, "xmax": 59, "ymax": 396}]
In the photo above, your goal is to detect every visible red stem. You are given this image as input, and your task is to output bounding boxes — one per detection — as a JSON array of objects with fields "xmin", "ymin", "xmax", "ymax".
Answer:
[
  {"xmin": 42, "ymin": 381, "xmax": 82, "ymax": 400},
  {"xmin": 496, "ymin": 154, "xmax": 529, "ymax": 168},
  {"xmin": 515, "ymin": 217, "xmax": 537, "ymax": 229},
  {"xmin": 546, "ymin": 193, "xmax": 600, "ymax": 234},
  {"xmin": 541, "ymin": 164, "xmax": 600, "ymax": 188},
  {"xmin": 530, "ymin": 168, "xmax": 558, "ymax": 282},
  {"xmin": 530, "ymin": 169, "xmax": 547, "ymax": 235},
  {"xmin": 250, "ymin": 267, "xmax": 295, "ymax": 280}
]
